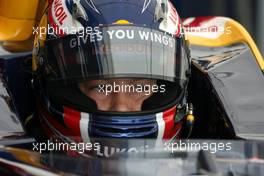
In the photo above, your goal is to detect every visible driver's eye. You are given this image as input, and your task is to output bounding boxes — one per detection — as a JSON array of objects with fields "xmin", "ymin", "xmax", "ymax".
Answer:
[
  {"xmin": 93, "ymin": 84, "xmax": 114, "ymax": 94},
  {"xmin": 89, "ymin": 85, "xmax": 105, "ymax": 93}
]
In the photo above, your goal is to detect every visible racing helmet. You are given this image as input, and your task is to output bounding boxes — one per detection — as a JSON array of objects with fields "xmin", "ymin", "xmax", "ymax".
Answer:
[{"xmin": 32, "ymin": 0, "xmax": 191, "ymax": 142}]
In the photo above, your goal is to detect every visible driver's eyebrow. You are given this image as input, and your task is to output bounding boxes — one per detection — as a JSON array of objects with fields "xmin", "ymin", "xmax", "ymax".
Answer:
[
  {"xmin": 134, "ymin": 79, "xmax": 146, "ymax": 81},
  {"xmin": 133, "ymin": 79, "xmax": 156, "ymax": 83}
]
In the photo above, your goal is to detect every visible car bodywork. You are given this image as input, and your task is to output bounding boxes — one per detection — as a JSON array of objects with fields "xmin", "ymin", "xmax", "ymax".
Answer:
[{"xmin": 183, "ymin": 17, "xmax": 264, "ymax": 139}]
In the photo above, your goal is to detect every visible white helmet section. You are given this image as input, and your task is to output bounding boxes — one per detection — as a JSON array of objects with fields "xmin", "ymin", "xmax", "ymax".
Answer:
[
  {"xmin": 50, "ymin": 0, "xmax": 84, "ymax": 36},
  {"xmin": 158, "ymin": 0, "xmax": 181, "ymax": 37}
]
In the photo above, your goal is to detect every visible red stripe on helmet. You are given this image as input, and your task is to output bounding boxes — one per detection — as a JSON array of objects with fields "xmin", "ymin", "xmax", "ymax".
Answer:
[
  {"xmin": 48, "ymin": 1, "xmax": 65, "ymax": 36},
  {"xmin": 63, "ymin": 107, "xmax": 81, "ymax": 136},
  {"xmin": 168, "ymin": 1, "xmax": 181, "ymax": 37},
  {"xmin": 36, "ymin": 99, "xmax": 70, "ymax": 136},
  {"xmin": 162, "ymin": 106, "xmax": 179, "ymax": 139}
]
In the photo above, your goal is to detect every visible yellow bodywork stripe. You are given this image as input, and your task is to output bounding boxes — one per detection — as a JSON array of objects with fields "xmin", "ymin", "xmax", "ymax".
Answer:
[{"xmin": 186, "ymin": 17, "xmax": 264, "ymax": 70}]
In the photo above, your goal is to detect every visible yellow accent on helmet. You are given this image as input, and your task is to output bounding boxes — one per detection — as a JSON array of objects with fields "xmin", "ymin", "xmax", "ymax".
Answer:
[
  {"xmin": 32, "ymin": 11, "xmax": 48, "ymax": 71},
  {"xmin": 114, "ymin": 20, "xmax": 133, "ymax": 25}
]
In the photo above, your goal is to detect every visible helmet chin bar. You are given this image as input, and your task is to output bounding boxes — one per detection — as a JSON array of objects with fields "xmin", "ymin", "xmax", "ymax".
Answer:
[{"xmin": 35, "ymin": 88, "xmax": 190, "ymax": 157}]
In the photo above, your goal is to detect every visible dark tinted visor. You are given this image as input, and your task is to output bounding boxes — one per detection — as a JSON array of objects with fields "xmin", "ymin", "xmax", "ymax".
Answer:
[{"xmin": 44, "ymin": 25, "xmax": 187, "ymax": 85}]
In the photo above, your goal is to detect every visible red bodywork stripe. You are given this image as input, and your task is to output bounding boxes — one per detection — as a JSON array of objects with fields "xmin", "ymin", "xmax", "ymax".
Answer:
[{"xmin": 185, "ymin": 16, "xmax": 215, "ymax": 27}]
